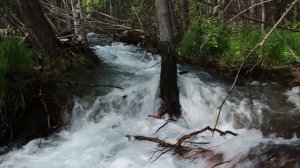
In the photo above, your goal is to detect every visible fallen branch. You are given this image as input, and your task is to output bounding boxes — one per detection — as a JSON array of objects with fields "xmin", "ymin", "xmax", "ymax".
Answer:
[
  {"xmin": 177, "ymin": 126, "xmax": 238, "ymax": 146},
  {"xmin": 129, "ymin": 126, "xmax": 237, "ymax": 160},
  {"xmin": 132, "ymin": 135, "xmax": 214, "ymax": 157}
]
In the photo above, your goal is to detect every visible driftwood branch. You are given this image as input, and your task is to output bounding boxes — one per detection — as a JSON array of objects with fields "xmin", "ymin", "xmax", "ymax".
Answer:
[{"xmin": 129, "ymin": 126, "xmax": 237, "ymax": 161}]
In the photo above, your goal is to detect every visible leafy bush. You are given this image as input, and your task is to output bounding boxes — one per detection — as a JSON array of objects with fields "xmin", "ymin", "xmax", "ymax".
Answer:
[
  {"xmin": 220, "ymin": 29, "xmax": 300, "ymax": 68},
  {"xmin": 0, "ymin": 37, "xmax": 33, "ymax": 109},
  {"xmin": 177, "ymin": 18, "xmax": 228, "ymax": 63},
  {"xmin": 219, "ymin": 29, "xmax": 263, "ymax": 67}
]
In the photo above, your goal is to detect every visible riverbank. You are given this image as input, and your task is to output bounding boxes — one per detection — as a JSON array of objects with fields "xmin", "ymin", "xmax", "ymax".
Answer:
[
  {"xmin": 179, "ymin": 57, "xmax": 300, "ymax": 88},
  {"xmin": 0, "ymin": 36, "xmax": 100, "ymax": 148}
]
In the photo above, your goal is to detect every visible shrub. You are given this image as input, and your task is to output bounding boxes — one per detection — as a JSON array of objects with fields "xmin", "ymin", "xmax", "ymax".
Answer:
[
  {"xmin": 219, "ymin": 29, "xmax": 263, "ymax": 67},
  {"xmin": 177, "ymin": 18, "xmax": 228, "ymax": 63},
  {"xmin": 220, "ymin": 28, "xmax": 300, "ymax": 68},
  {"xmin": 0, "ymin": 37, "xmax": 33, "ymax": 109}
]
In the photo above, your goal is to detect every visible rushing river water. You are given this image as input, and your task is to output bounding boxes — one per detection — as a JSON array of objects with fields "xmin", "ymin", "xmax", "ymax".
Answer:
[{"xmin": 0, "ymin": 42, "xmax": 299, "ymax": 167}]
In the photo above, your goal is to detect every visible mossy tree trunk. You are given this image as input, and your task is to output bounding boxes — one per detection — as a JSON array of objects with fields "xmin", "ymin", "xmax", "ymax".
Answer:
[
  {"xmin": 155, "ymin": 0, "xmax": 181, "ymax": 119},
  {"xmin": 17, "ymin": 0, "xmax": 62, "ymax": 60}
]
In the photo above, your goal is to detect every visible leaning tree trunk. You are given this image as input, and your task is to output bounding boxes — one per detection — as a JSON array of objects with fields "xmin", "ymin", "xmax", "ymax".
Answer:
[
  {"xmin": 155, "ymin": 0, "xmax": 181, "ymax": 119},
  {"xmin": 17, "ymin": 0, "xmax": 61, "ymax": 60}
]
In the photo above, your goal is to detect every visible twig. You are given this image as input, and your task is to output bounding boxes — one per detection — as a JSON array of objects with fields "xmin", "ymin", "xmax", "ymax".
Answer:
[
  {"xmin": 177, "ymin": 126, "xmax": 238, "ymax": 146},
  {"xmin": 129, "ymin": 0, "xmax": 144, "ymax": 32},
  {"xmin": 196, "ymin": 0, "xmax": 300, "ymax": 33},
  {"xmin": 39, "ymin": 89, "xmax": 51, "ymax": 129},
  {"xmin": 150, "ymin": 148, "xmax": 172, "ymax": 163},
  {"xmin": 155, "ymin": 120, "xmax": 171, "ymax": 133},
  {"xmin": 210, "ymin": 160, "xmax": 231, "ymax": 168},
  {"xmin": 227, "ymin": 0, "xmax": 273, "ymax": 24}
]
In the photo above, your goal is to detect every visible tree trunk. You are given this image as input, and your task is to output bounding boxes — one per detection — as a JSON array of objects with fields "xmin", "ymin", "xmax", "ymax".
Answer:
[
  {"xmin": 155, "ymin": 0, "xmax": 181, "ymax": 119},
  {"xmin": 169, "ymin": 0, "xmax": 182, "ymax": 44},
  {"xmin": 261, "ymin": 0, "xmax": 266, "ymax": 32},
  {"xmin": 77, "ymin": 0, "xmax": 88, "ymax": 46},
  {"xmin": 249, "ymin": 0, "xmax": 255, "ymax": 25},
  {"xmin": 17, "ymin": 0, "xmax": 61, "ymax": 60},
  {"xmin": 71, "ymin": 0, "xmax": 80, "ymax": 35},
  {"xmin": 109, "ymin": 0, "xmax": 113, "ymax": 16},
  {"xmin": 180, "ymin": 0, "xmax": 190, "ymax": 32}
]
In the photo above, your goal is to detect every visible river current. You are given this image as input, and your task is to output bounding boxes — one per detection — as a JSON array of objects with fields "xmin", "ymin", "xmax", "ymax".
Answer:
[{"xmin": 0, "ymin": 41, "xmax": 299, "ymax": 168}]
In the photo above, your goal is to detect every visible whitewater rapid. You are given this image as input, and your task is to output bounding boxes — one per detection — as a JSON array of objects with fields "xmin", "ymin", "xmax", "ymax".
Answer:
[{"xmin": 0, "ymin": 42, "xmax": 299, "ymax": 168}]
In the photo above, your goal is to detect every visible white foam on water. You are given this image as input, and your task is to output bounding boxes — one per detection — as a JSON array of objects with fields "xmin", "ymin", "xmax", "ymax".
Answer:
[{"xmin": 285, "ymin": 86, "xmax": 300, "ymax": 109}]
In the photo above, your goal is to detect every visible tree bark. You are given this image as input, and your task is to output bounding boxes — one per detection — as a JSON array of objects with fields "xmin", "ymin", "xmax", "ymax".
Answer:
[
  {"xmin": 155, "ymin": 0, "xmax": 181, "ymax": 119},
  {"xmin": 77, "ymin": 0, "xmax": 88, "ymax": 46},
  {"xmin": 261, "ymin": 0, "xmax": 266, "ymax": 32},
  {"xmin": 71, "ymin": 0, "xmax": 80, "ymax": 35},
  {"xmin": 169, "ymin": 0, "xmax": 182, "ymax": 44},
  {"xmin": 249, "ymin": 0, "xmax": 256, "ymax": 25},
  {"xmin": 180, "ymin": 0, "xmax": 190, "ymax": 32},
  {"xmin": 17, "ymin": 0, "xmax": 61, "ymax": 59}
]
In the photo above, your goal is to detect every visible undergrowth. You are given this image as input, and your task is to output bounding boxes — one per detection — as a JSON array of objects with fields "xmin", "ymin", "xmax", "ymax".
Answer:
[
  {"xmin": 178, "ymin": 18, "xmax": 300, "ymax": 69},
  {"xmin": 0, "ymin": 37, "xmax": 33, "ymax": 110}
]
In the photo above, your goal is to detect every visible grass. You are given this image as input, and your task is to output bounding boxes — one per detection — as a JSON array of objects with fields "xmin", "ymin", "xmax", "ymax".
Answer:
[{"xmin": 0, "ymin": 37, "xmax": 33, "ymax": 109}]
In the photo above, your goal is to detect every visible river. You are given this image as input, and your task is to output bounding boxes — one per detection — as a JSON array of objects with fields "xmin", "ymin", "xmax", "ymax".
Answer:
[{"xmin": 0, "ymin": 41, "xmax": 299, "ymax": 167}]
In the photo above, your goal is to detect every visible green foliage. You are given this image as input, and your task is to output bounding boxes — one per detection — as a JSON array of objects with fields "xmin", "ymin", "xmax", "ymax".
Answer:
[
  {"xmin": 0, "ymin": 37, "xmax": 33, "ymax": 109},
  {"xmin": 177, "ymin": 19, "xmax": 228, "ymax": 63},
  {"xmin": 219, "ymin": 29, "xmax": 263, "ymax": 67},
  {"xmin": 220, "ymin": 29, "xmax": 300, "ymax": 68},
  {"xmin": 177, "ymin": 17, "xmax": 300, "ymax": 68},
  {"xmin": 82, "ymin": 0, "xmax": 106, "ymax": 13}
]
